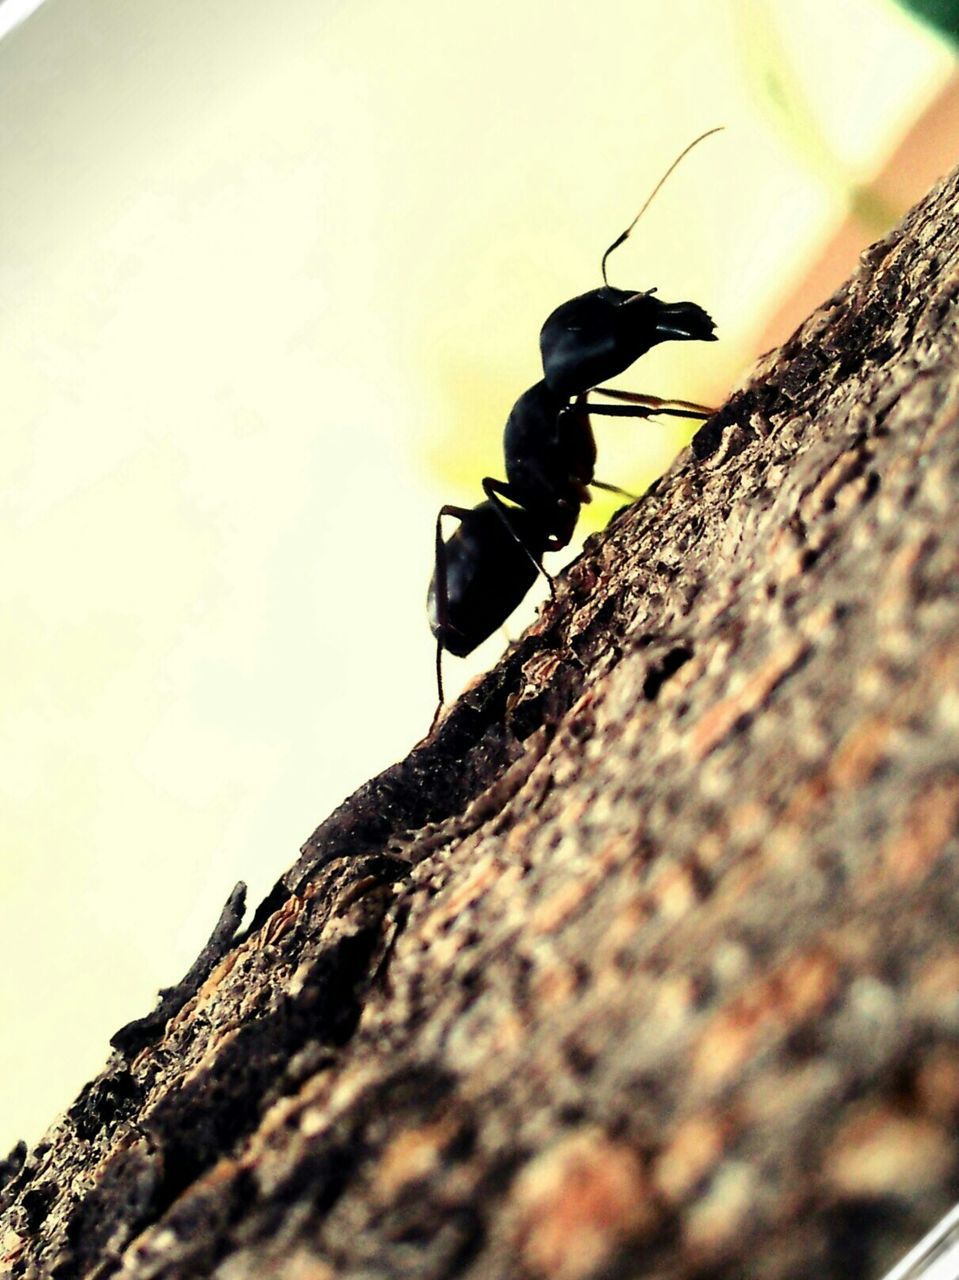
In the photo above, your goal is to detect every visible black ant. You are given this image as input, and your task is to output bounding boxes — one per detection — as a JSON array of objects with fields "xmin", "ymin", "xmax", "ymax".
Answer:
[{"xmin": 428, "ymin": 129, "xmax": 722, "ymax": 726}]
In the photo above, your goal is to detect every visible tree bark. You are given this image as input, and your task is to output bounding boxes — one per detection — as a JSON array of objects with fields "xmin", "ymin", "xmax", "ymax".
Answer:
[{"xmin": 3, "ymin": 162, "xmax": 959, "ymax": 1280}]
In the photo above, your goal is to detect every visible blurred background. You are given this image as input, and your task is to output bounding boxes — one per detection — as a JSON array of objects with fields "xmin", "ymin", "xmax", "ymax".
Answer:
[{"xmin": 2, "ymin": 0, "xmax": 957, "ymax": 1153}]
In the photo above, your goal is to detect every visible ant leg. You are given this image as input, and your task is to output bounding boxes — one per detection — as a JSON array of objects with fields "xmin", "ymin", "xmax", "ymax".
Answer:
[
  {"xmin": 430, "ymin": 504, "xmax": 473, "ymax": 725},
  {"xmin": 591, "ymin": 479, "xmax": 637, "ymax": 500},
  {"xmin": 481, "ymin": 478, "xmax": 555, "ymax": 594},
  {"xmin": 590, "ymin": 387, "xmax": 716, "ymax": 419},
  {"xmin": 430, "ymin": 639, "xmax": 445, "ymax": 734},
  {"xmin": 587, "ymin": 402, "xmax": 713, "ymax": 422},
  {"xmin": 434, "ymin": 504, "xmax": 472, "ymax": 631}
]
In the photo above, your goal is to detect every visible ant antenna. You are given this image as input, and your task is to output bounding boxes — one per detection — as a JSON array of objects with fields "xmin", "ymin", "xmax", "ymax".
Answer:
[{"xmin": 600, "ymin": 126, "xmax": 724, "ymax": 287}]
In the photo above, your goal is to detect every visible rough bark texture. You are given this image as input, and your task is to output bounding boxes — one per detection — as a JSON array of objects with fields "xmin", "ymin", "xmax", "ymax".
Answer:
[{"xmin": 3, "ymin": 164, "xmax": 959, "ymax": 1280}]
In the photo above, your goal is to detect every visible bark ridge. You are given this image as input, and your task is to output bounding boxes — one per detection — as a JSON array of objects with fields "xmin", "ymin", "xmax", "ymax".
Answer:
[{"xmin": 2, "ymin": 164, "xmax": 959, "ymax": 1280}]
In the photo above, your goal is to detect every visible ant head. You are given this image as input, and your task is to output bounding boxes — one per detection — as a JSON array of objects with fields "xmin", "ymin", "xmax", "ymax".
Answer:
[{"xmin": 600, "ymin": 127, "xmax": 723, "ymax": 288}]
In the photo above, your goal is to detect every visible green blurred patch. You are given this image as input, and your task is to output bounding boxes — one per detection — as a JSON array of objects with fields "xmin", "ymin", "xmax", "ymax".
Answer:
[
  {"xmin": 896, "ymin": 0, "xmax": 959, "ymax": 46},
  {"xmin": 419, "ymin": 357, "xmax": 530, "ymax": 496},
  {"xmin": 738, "ymin": 0, "xmax": 910, "ymax": 236},
  {"xmin": 422, "ymin": 355, "xmax": 698, "ymax": 537}
]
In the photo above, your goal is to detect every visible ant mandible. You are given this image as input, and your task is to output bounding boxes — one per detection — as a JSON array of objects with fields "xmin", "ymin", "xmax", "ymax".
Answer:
[{"xmin": 428, "ymin": 129, "xmax": 723, "ymax": 726}]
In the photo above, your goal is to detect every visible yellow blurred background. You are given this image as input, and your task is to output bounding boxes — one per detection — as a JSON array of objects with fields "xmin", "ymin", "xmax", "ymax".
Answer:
[{"xmin": 1, "ymin": 0, "xmax": 955, "ymax": 1152}]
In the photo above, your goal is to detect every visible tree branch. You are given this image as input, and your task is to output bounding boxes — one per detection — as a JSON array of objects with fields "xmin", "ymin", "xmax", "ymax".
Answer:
[{"xmin": 3, "ymin": 162, "xmax": 959, "ymax": 1280}]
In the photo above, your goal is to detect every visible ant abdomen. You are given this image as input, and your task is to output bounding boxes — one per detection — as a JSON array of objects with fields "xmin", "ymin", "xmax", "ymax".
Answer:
[{"xmin": 428, "ymin": 501, "xmax": 548, "ymax": 659}]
